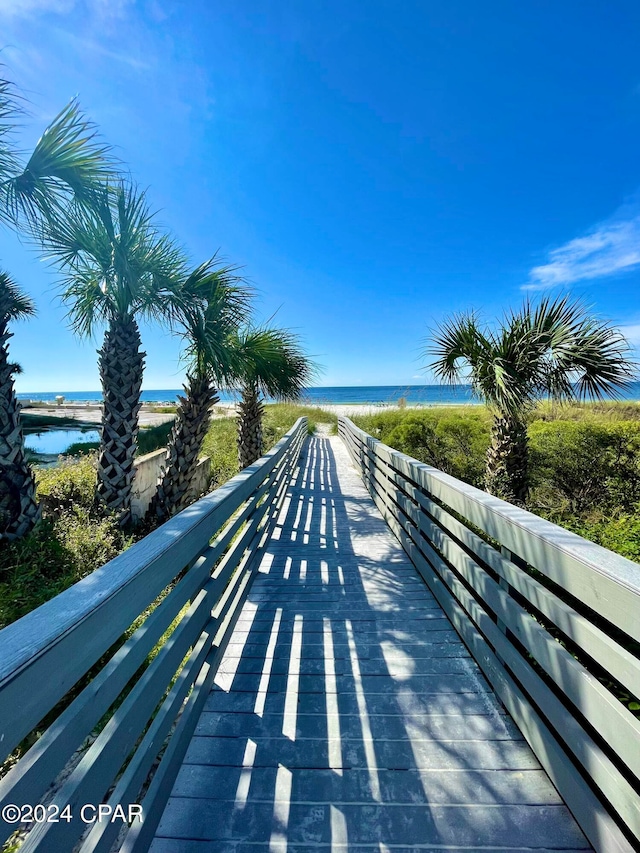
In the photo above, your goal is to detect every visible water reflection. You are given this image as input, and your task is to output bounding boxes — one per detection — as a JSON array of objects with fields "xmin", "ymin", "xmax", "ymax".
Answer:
[{"xmin": 24, "ymin": 428, "xmax": 100, "ymax": 455}]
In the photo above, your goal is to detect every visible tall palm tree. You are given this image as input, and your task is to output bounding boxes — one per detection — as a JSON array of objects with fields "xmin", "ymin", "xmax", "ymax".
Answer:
[
  {"xmin": 428, "ymin": 297, "xmax": 634, "ymax": 504},
  {"xmin": 42, "ymin": 183, "xmax": 188, "ymax": 525},
  {"xmin": 0, "ymin": 274, "xmax": 40, "ymax": 541},
  {"xmin": 235, "ymin": 327, "xmax": 314, "ymax": 469},
  {"xmin": 146, "ymin": 259, "xmax": 253, "ymax": 523},
  {"xmin": 0, "ymin": 76, "xmax": 114, "ymax": 539}
]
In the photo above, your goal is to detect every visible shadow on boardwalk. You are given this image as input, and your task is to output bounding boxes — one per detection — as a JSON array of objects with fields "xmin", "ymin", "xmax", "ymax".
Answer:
[{"xmin": 152, "ymin": 436, "xmax": 590, "ymax": 853}]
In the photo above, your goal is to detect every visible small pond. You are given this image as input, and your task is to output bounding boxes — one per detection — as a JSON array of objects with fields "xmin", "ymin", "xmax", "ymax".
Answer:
[{"xmin": 24, "ymin": 428, "xmax": 101, "ymax": 455}]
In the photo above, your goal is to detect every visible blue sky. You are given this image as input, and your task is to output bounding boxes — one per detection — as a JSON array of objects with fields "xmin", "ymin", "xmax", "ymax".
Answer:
[{"xmin": 2, "ymin": 0, "xmax": 640, "ymax": 391}]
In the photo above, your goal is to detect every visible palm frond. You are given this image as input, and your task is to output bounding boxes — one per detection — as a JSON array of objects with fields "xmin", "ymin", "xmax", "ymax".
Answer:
[
  {"xmin": 427, "ymin": 312, "xmax": 494, "ymax": 390},
  {"xmin": 178, "ymin": 258, "xmax": 255, "ymax": 382},
  {"xmin": 2, "ymin": 98, "xmax": 116, "ymax": 227},
  {"xmin": 232, "ymin": 326, "xmax": 317, "ymax": 400},
  {"xmin": 0, "ymin": 77, "xmax": 22, "ymax": 185},
  {"xmin": 426, "ymin": 296, "xmax": 636, "ymax": 415},
  {"xmin": 0, "ymin": 271, "xmax": 36, "ymax": 323},
  {"xmin": 40, "ymin": 181, "xmax": 189, "ymax": 335}
]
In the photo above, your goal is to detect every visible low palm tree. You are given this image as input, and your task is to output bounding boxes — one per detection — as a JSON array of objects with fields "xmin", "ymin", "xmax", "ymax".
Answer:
[
  {"xmin": 0, "ymin": 75, "xmax": 114, "ymax": 539},
  {"xmin": 428, "ymin": 297, "xmax": 634, "ymax": 504},
  {"xmin": 42, "ymin": 183, "xmax": 188, "ymax": 525},
  {"xmin": 234, "ymin": 327, "xmax": 314, "ymax": 469},
  {"xmin": 146, "ymin": 260, "xmax": 253, "ymax": 523},
  {"xmin": 0, "ymin": 274, "xmax": 40, "ymax": 540}
]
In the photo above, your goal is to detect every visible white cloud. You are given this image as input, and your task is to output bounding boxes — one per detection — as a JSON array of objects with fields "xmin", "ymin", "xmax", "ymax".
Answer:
[
  {"xmin": 618, "ymin": 323, "xmax": 640, "ymax": 347},
  {"xmin": 0, "ymin": 0, "xmax": 134, "ymax": 22},
  {"xmin": 55, "ymin": 28, "xmax": 152, "ymax": 70},
  {"xmin": 0, "ymin": 0, "xmax": 77, "ymax": 15},
  {"xmin": 525, "ymin": 212, "xmax": 640, "ymax": 290}
]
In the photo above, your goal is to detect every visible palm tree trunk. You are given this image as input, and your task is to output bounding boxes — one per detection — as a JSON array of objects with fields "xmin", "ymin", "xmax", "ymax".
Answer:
[
  {"xmin": 485, "ymin": 412, "xmax": 529, "ymax": 504},
  {"xmin": 96, "ymin": 313, "xmax": 145, "ymax": 526},
  {"xmin": 147, "ymin": 373, "xmax": 217, "ymax": 524},
  {"xmin": 237, "ymin": 383, "xmax": 264, "ymax": 469},
  {"xmin": 0, "ymin": 322, "xmax": 40, "ymax": 540}
]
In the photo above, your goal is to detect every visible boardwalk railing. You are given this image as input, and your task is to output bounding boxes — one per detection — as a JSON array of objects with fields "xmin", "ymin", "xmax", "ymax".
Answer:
[
  {"xmin": 339, "ymin": 416, "xmax": 640, "ymax": 853},
  {"xmin": 0, "ymin": 417, "xmax": 307, "ymax": 853}
]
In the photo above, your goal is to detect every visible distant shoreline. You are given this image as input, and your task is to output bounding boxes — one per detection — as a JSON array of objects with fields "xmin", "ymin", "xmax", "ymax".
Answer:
[{"xmin": 16, "ymin": 382, "xmax": 640, "ymax": 407}]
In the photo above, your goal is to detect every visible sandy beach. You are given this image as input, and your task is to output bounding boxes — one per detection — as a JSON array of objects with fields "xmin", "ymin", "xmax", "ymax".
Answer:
[
  {"xmin": 21, "ymin": 403, "xmax": 177, "ymax": 428},
  {"xmin": 21, "ymin": 400, "xmax": 465, "ymax": 427}
]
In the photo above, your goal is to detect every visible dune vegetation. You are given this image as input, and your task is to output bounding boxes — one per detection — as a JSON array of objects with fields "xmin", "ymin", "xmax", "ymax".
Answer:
[{"xmin": 351, "ymin": 400, "xmax": 640, "ymax": 562}]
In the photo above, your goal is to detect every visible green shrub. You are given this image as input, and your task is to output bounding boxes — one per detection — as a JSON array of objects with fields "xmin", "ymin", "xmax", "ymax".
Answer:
[
  {"xmin": 352, "ymin": 407, "xmax": 640, "ymax": 562},
  {"xmin": 353, "ymin": 408, "xmax": 490, "ymax": 487},
  {"xmin": 0, "ymin": 456, "xmax": 132, "ymax": 627},
  {"xmin": 561, "ymin": 512, "xmax": 640, "ymax": 563},
  {"xmin": 64, "ymin": 440, "xmax": 100, "ymax": 455},
  {"xmin": 35, "ymin": 454, "xmax": 97, "ymax": 513},
  {"xmin": 528, "ymin": 420, "xmax": 640, "ymax": 515}
]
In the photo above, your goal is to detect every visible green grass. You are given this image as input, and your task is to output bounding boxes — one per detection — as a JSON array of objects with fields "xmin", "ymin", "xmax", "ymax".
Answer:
[
  {"xmin": 264, "ymin": 402, "xmax": 337, "ymax": 436},
  {"xmin": 146, "ymin": 405, "xmax": 178, "ymax": 414},
  {"xmin": 137, "ymin": 421, "xmax": 175, "ymax": 455},
  {"xmin": 22, "ymin": 413, "xmax": 99, "ymax": 431}
]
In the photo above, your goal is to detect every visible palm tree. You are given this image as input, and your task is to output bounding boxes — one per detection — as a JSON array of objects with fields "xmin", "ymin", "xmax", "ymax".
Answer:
[
  {"xmin": 428, "ymin": 297, "xmax": 634, "ymax": 504},
  {"xmin": 0, "ymin": 274, "xmax": 40, "ymax": 540},
  {"xmin": 42, "ymin": 183, "xmax": 188, "ymax": 525},
  {"xmin": 146, "ymin": 259, "xmax": 253, "ymax": 523},
  {"xmin": 235, "ymin": 327, "xmax": 314, "ymax": 469},
  {"xmin": 0, "ymin": 76, "xmax": 114, "ymax": 539}
]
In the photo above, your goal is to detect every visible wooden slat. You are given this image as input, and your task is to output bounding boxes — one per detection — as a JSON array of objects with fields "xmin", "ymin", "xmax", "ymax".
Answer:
[
  {"xmin": 344, "ymin": 418, "xmax": 640, "ymax": 637},
  {"xmin": 345, "ymin": 423, "xmax": 640, "ymax": 700},
  {"xmin": 0, "ymin": 552, "xmax": 213, "ymax": 845},
  {"xmin": 80, "ymin": 627, "xmax": 214, "ymax": 853},
  {"xmin": 0, "ymin": 417, "xmax": 308, "ymax": 853},
  {"xmin": 362, "ymin": 452, "xmax": 640, "ymax": 785},
  {"xmin": 123, "ymin": 527, "xmax": 262, "ymax": 853},
  {"xmin": 400, "ymin": 530, "xmax": 634, "ymax": 853},
  {"xmin": 0, "ymin": 422, "xmax": 303, "ymax": 759},
  {"xmin": 20, "ymin": 584, "xmax": 217, "ymax": 852},
  {"xmin": 339, "ymin": 416, "xmax": 640, "ymax": 853},
  {"xmin": 377, "ymin": 485, "xmax": 636, "ymax": 853}
]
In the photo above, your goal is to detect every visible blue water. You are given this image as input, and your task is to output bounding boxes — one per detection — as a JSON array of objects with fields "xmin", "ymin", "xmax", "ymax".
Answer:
[
  {"xmin": 17, "ymin": 382, "xmax": 640, "ymax": 405},
  {"xmin": 24, "ymin": 429, "xmax": 101, "ymax": 455}
]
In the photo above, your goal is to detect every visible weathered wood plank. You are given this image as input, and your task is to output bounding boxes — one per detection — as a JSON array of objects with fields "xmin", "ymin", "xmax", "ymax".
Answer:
[
  {"xmin": 0, "ymin": 419, "xmax": 308, "ymax": 853},
  {"xmin": 339, "ymin": 416, "xmax": 637, "ymax": 853},
  {"xmin": 152, "ymin": 432, "xmax": 590, "ymax": 853},
  {"xmin": 0, "ymin": 421, "xmax": 305, "ymax": 760}
]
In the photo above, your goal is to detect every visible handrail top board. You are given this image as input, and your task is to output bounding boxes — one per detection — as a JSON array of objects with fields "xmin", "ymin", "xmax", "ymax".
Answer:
[
  {"xmin": 339, "ymin": 416, "xmax": 640, "ymax": 602},
  {"xmin": 0, "ymin": 417, "xmax": 307, "ymax": 688}
]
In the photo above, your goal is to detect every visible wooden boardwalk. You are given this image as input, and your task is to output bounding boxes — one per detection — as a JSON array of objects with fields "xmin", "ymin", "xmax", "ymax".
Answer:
[{"xmin": 151, "ymin": 433, "xmax": 591, "ymax": 853}]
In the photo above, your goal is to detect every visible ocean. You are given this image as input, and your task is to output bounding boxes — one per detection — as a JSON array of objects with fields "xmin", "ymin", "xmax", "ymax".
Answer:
[{"xmin": 16, "ymin": 382, "xmax": 640, "ymax": 406}]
